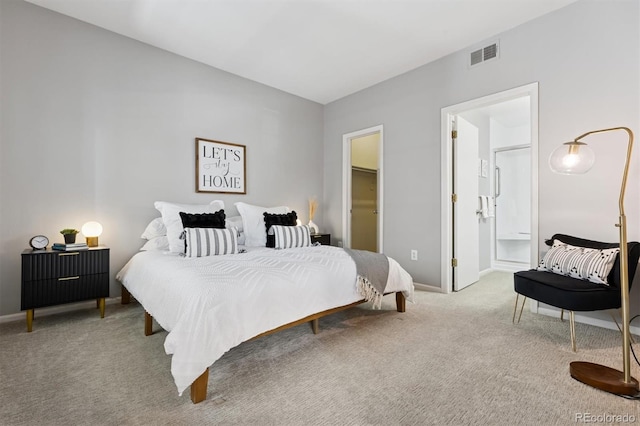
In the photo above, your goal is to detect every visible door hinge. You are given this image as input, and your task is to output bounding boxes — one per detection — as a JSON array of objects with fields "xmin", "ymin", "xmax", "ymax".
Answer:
[
  {"xmin": 451, "ymin": 130, "xmax": 457, "ymax": 139},
  {"xmin": 451, "ymin": 194, "xmax": 457, "ymax": 203},
  {"xmin": 451, "ymin": 258, "xmax": 458, "ymax": 267}
]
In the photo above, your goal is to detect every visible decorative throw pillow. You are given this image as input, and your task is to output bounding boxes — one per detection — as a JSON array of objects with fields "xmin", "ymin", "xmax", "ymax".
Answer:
[
  {"xmin": 271, "ymin": 224, "xmax": 311, "ymax": 249},
  {"xmin": 183, "ymin": 227, "xmax": 238, "ymax": 257},
  {"xmin": 154, "ymin": 200, "xmax": 225, "ymax": 253},
  {"xmin": 179, "ymin": 210, "xmax": 226, "ymax": 229},
  {"xmin": 537, "ymin": 239, "xmax": 619, "ymax": 285},
  {"xmin": 140, "ymin": 217, "xmax": 167, "ymax": 240},
  {"xmin": 264, "ymin": 211, "xmax": 298, "ymax": 248},
  {"xmin": 235, "ymin": 202, "xmax": 289, "ymax": 247}
]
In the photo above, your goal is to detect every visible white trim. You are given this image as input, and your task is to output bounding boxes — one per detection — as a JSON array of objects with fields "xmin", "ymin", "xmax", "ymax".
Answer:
[
  {"xmin": 479, "ymin": 268, "xmax": 494, "ymax": 277},
  {"xmin": 0, "ymin": 297, "xmax": 122, "ymax": 325},
  {"xmin": 441, "ymin": 83, "xmax": 539, "ymax": 294},
  {"xmin": 413, "ymin": 282, "xmax": 444, "ymax": 293},
  {"xmin": 342, "ymin": 125, "xmax": 384, "ymax": 252},
  {"xmin": 537, "ymin": 306, "xmax": 640, "ymax": 337}
]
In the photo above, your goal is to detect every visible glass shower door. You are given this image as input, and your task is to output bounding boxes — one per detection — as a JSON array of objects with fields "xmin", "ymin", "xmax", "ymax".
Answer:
[{"xmin": 495, "ymin": 146, "xmax": 531, "ymax": 264}]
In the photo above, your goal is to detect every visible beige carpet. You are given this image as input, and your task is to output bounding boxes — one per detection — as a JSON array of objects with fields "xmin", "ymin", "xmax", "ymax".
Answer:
[{"xmin": 2, "ymin": 271, "xmax": 640, "ymax": 425}]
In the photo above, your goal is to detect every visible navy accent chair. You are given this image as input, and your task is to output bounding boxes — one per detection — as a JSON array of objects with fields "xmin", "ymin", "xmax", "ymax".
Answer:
[{"xmin": 513, "ymin": 234, "xmax": 640, "ymax": 351}]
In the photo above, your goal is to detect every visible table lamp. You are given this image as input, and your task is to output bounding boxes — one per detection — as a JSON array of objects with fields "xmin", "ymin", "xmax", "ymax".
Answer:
[{"xmin": 81, "ymin": 221, "xmax": 103, "ymax": 247}]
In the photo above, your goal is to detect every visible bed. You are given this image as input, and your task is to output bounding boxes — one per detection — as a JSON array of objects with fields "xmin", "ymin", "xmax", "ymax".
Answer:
[{"xmin": 116, "ymin": 244, "xmax": 413, "ymax": 403}]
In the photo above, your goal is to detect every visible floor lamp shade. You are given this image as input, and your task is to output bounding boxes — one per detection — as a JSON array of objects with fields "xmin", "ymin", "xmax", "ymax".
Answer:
[
  {"xmin": 549, "ymin": 141, "xmax": 595, "ymax": 174},
  {"xmin": 551, "ymin": 126, "xmax": 638, "ymax": 397}
]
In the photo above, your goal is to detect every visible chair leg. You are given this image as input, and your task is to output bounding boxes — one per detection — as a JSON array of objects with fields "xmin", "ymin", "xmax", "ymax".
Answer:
[
  {"xmin": 560, "ymin": 309, "xmax": 564, "ymax": 322},
  {"xmin": 513, "ymin": 294, "xmax": 526, "ymax": 324},
  {"xmin": 569, "ymin": 311, "xmax": 577, "ymax": 352}
]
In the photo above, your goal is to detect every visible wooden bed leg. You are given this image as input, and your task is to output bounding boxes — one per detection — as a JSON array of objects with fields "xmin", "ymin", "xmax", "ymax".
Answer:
[
  {"xmin": 396, "ymin": 292, "xmax": 406, "ymax": 313},
  {"xmin": 310, "ymin": 318, "xmax": 319, "ymax": 334},
  {"xmin": 121, "ymin": 285, "xmax": 131, "ymax": 305},
  {"xmin": 190, "ymin": 368, "xmax": 209, "ymax": 404},
  {"xmin": 144, "ymin": 311, "xmax": 153, "ymax": 336}
]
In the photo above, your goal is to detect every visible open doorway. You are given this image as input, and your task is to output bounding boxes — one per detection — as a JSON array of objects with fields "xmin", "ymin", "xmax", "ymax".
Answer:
[
  {"xmin": 342, "ymin": 125, "xmax": 383, "ymax": 252},
  {"xmin": 440, "ymin": 83, "xmax": 539, "ymax": 293}
]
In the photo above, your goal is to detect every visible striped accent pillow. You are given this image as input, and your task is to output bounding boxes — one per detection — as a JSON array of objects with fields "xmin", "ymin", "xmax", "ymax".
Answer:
[
  {"xmin": 537, "ymin": 239, "xmax": 619, "ymax": 285},
  {"xmin": 183, "ymin": 227, "xmax": 238, "ymax": 257},
  {"xmin": 271, "ymin": 224, "xmax": 311, "ymax": 249}
]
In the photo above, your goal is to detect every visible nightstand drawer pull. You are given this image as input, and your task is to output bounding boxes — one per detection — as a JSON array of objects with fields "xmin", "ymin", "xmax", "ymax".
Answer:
[
  {"xmin": 58, "ymin": 276, "xmax": 80, "ymax": 281},
  {"xmin": 58, "ymin": 252, "xmax": 80, "ymax": 256}
]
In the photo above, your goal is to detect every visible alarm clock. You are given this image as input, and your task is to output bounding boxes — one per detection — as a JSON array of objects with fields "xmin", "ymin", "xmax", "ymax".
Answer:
[{"xmin": 29, "ymin": 235, "xmax": 49, "ymax": 250}]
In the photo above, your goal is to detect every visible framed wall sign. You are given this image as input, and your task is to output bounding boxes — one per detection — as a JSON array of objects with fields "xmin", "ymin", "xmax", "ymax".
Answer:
[{"xmin": 195, "ymin": 138, "xmax": 246, "ymax": 194}]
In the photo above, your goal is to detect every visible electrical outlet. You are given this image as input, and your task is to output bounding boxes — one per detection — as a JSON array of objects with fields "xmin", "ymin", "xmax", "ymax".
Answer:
[{"xmin": 410, "ymin": 250, "xmax": 418, "ymax": 261}]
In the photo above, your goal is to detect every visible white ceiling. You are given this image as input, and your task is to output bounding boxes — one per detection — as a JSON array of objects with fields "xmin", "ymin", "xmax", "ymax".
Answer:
[{"xmin": 26, "ymin": 0, "xmax": 577, "ymax": 105}]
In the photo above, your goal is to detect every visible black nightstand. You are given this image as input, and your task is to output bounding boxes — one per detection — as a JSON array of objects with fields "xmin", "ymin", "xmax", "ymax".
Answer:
[
  {"xmin": 310, "ymin": 233, "xmax": 331, "ymax": 246},
  {"xmin": 21, "ymin": 246, "xmax": 110, "ymax": 332}
]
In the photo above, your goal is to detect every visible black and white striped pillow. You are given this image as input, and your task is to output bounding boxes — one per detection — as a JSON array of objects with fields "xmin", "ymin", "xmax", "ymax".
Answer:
[
  {"xmin": 271, "ymin": 224, "xmax": 311, "ymax": 249},
  {"xmin": 537, "ymin": 239, "xmax": 619, "ymax": 285},
  {"xmin": 183, "ymin": 227, "xmax": 238, "ymax": 257}
]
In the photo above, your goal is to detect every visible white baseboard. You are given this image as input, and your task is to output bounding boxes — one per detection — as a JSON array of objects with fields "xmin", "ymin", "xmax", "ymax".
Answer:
[
  {"xmin": 413, "ymin": 282, "xmax": 443, "ymax": 293},
  {"xmin": 537, "ymin": 306, "xmax": 640, "ymax": 336},
  {"xmin": 0, "ymin": 297, "xmax": 122, "ymax": 325},
  {"xmin": 479, "ymin": 268, "xmax": 494, "ymax": 277}
]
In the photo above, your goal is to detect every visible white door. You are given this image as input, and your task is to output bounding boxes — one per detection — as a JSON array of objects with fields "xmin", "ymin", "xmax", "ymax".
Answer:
[{"xmin": 453, "ymin": 116, "xmax": 480, "ymax": 291}]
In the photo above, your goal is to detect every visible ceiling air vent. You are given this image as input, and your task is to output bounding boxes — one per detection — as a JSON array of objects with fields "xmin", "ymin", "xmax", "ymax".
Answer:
[
  {"xmin": 470, "ymin": 49, "xmax": 483, "ymax": 66},
  {"xmin": 469, "ymin": 40, "xmax": 500, "ymax": 68}
]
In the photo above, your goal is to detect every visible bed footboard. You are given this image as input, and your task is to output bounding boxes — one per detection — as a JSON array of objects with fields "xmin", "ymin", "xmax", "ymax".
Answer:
[{"xmin": 187, "ymin": 292, "xmax": 407, "ymax": 403}]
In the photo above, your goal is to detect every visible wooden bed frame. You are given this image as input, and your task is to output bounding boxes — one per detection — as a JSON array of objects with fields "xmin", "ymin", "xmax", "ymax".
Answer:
[{"xmin": 121, "ymin": 286, "xmax": 406, "ymax": 404}]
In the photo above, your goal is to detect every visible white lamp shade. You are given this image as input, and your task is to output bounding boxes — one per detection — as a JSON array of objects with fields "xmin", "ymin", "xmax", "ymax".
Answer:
[
  {"xmin": 81, "ymin": 221, "xmax": 103, "ymax": 237},
  {"xmin": 549, "ymin": 142, "xmax": 595, "ymax": 174}
]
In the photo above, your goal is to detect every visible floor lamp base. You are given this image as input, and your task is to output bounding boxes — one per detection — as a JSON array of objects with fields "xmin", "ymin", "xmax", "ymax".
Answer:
[{"xmin": 570, "ymin": 361, "xmax": 640, "ymax": 397}]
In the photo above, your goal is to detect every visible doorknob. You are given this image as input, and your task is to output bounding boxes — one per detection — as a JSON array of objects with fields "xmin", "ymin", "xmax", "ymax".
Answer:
[{"xmin": 373, "ymin": 210, "xmax": 378, "ymax": 214}]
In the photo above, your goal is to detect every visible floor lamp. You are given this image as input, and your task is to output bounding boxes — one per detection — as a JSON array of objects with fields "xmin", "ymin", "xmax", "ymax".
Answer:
[{"xmin": 549, "ymin": 126, "xmax": 639, "ymax": 397}]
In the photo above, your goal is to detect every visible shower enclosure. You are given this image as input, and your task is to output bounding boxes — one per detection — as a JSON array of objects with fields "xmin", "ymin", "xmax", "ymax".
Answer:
[{"xmin": 494, "ymin": 145, "xmax": 531, "ymax": 267}]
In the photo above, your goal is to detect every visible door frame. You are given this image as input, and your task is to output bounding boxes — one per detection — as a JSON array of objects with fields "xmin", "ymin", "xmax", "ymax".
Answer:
[
  {"xmin": 440, "ymin": 83, "xmax": 539, "ymax": 294},
  {"xmin": 342, "ymin": 125, "xmax": 384, "ymax": 252}
]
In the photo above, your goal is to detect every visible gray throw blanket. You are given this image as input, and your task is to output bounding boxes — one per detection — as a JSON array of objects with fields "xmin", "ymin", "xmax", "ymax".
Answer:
[{"xmin": 344, "ymin": 248, "xmax": 390, "ymax": 309}]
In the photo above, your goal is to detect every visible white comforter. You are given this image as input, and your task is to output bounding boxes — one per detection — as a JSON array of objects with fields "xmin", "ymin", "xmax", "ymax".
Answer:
[{"xmin": 116, "ymin": 245, "xmax": 414, "ymax": 395}]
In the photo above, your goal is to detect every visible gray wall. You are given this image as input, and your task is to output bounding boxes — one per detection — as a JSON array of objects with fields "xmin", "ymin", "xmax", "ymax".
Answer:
[
  {"xmin": 323, "ymin": 0, "xmax": 639, "ymax": 288},
  {"xmin": 0, "ymin": 0, "xmax": 324, "ymax": 315}
]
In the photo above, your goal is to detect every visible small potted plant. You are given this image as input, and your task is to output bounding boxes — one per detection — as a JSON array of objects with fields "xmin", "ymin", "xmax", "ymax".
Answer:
[{"xmin": 60, "ymin": 228, "xmax": 79, "ymax": 244}]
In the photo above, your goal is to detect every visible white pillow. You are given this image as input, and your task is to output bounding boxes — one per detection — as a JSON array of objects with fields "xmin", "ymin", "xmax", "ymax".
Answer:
[
  {"xmin": 183, "ymin": 227, "xmax": 238, "ymax": 257},
  {"xmin": 225, "ymin": 216, "xmax": 246, "ymax": 245},
  {"xmin": 235, "ymin": 202, "xmax": 289, "ymax": 247},
  {"xmin": 271, "ymin": 224, "xmax": 311, "ymax": 249},
  {"xmin": 225, "ymin": 215, "xmax": 244, "ymax": 233},
  {"xmin": 154, "ymin": 200, "xmax": 225, "ymax": 253},
  {"xmin": 140, "ymin": 236, "xmax": 170, "ymax": 251},
  {"xmin": 140, "ymin": 217, "xmax": 167, "ymax": 240}
]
